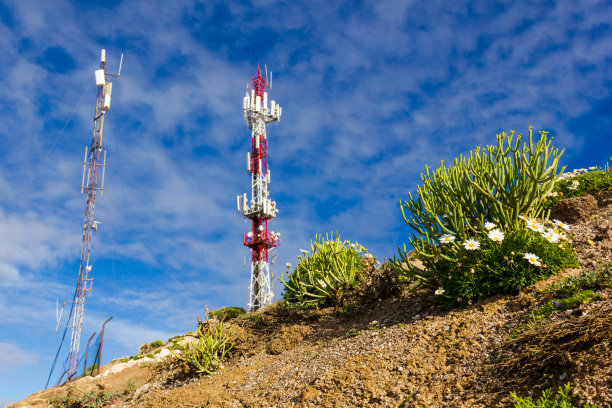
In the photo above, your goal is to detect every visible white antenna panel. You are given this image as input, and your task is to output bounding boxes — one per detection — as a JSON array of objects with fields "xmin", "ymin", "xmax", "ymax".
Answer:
[
  {"xmin": 243, "ymin": 96, "xmax": 248, "ymax": 110},
  {"xmin": 100, "ymin": 49, "xmax": 106, "ymax": 63},
  {"xmin": 237, "ymin": 195, "xmax": 241, "ymax": 211},
  {"xmin": 246, "ymin": 152, "xmax": 251, "ymax": 171},
  {"xmin": 251, "ymin": 90, "xmax": 255, "ymax": 107},
  {"xmin": 95, "ymin": 70, "xmax": 105, "ymax": 87},
  {"xmin": 255, "ymin": 135, "xmax": 260, "ymax": 149},
  {"xmin": 271, "ymin": 100, "xmax": 276, "ymax": 115},
  {"xmin": 263, "ymin": 92, "xmax": 268, "ymax": 110},
  {"xmin": 104, "ymin": 94, "xmax": 111, "ymax": 110}
]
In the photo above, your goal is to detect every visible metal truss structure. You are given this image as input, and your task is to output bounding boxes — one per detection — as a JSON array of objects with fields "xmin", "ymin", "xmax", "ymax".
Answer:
[
  {"xmin": 66, "ymin": 49, "xmax": 121, "ymax": 380},
  {"xmin": 237, "ymin": 66, "xmax": 282, "ymax": 311}
]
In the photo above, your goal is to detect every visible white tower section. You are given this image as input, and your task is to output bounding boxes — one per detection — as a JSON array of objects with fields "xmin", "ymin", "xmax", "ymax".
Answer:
[{"xmin": 237, "ymin": 67, "xmax": 281, "ymax": 311}]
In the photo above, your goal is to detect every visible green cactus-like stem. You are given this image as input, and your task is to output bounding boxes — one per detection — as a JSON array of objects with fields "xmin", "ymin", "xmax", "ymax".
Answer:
[
  {"xmin": 399, "ymin": 128, "xmax": 564, "ymax": 274},
  {"xmin": 280, "ymin": 233, "xmax": 365, "ymax": 308},
  {"xmin": 170, "ymin": 321, "xmax": 233, "ymax": 374}
]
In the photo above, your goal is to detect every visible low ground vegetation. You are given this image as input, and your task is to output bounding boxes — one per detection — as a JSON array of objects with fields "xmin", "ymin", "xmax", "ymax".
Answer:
[
  {"xmin": 48, "ymin": 388, "xmax": 116, "ymax": 408},
  {"xmin": 30, "ymin": 129, "xmax": 610, "ymax": 408},
  {"xmin": 511, "ymin": 383, "xmax": 597, "ymax": 408},
  {"xmin": 169, "ymin": 313, "xmax": 234, "ymax": 375},
  {"xmin": 280, "ymin": 232, "xmax": 368, "ymax": 309}
]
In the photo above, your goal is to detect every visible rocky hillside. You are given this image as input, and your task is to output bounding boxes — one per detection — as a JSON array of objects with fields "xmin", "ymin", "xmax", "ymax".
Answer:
[{"xmin": 10, "ymin": 193, "xmax": 612, "ymax": 408}]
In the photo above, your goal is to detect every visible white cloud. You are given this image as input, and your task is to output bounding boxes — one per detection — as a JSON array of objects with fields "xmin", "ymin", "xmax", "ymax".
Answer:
[
  {"xmin": 0, "ymin": 343, "xmax": 38, "ymax": 373},
  {"xmin": 0, "ymin": 209, "xmax": 77, "ymax": 273},
  {"xmin": 100, "ymin": 319, "xmax": 176, "ymax": 350},
  {"xmin": 0, "ymin": 264, "xmax": 19, "ymax": 281}
]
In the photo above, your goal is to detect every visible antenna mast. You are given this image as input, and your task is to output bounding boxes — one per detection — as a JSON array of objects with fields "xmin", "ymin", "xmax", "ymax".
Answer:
[
  {"xmin": 237, "ymin": 66, "xmax": 282, "ymax": 311},
  {"xmin": 66, "ymin": 49, "xmax": 119, "ymax": 381}
]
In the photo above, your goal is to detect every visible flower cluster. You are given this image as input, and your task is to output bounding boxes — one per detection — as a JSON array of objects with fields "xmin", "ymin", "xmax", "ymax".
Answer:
[
  {"xmin": 568, "ymin": 180, "xmax": 580, "ymax": 190},
  {"xmin": 433, "ymin": 217, "xmax": 573, "ymax": 296},
  {"xmin": 556, "ymin": 166, "xmax": 597, "ymax": 181},
  {"xmin": 523, "ymin": 217, "xmax": 569, "ymax": 243}
]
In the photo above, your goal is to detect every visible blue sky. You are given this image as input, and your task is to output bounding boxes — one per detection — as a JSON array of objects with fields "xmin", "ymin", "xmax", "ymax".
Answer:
[{"xmin": 1, "ymin": 0, "xmax": 611, "ymax": 404}]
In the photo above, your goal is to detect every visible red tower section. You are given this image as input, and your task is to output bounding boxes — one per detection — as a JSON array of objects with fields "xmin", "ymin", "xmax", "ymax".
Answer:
[{"xmin": 238, "ymin": 66, "xmax": 282, "ymax": 311}]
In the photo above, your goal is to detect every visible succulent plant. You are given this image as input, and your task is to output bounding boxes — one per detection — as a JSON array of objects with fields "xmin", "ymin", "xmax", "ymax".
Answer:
[
  {"xmin": 399, "ymin": 127, "xmax": 564, "ymax": 272},
  {"xmin": 280, "ymin": 232, "xmax": 366, "ymax": 309}
]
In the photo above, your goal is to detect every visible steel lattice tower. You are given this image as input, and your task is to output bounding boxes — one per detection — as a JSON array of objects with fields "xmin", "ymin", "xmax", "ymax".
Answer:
[
  {"xmin": 66, "ymin": 49, "xmax": 120, "ymax": 380},
  {"xmin": 237, "ymin": 67, "xmax": 282, "ymax": 311}
]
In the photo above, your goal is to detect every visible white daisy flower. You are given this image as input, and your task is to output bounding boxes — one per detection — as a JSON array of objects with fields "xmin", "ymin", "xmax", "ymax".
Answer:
[
  {"xmin": 523, "ymin": 252, "xmax": 542, "ymax": 267},
  {"xmin": 568, "ymin": 180, "xmax": 579, "ymax": 190},
  {"xmin": 300, "ymin": 249, "xmax": 309, "ymax": 254},
  {"xmin": 547, "ymin": 191, "xmax": 559, "ymax": 197},
  {"xmin": 440, "ymin": 234, "xmax": 456, "ymax": 244},
  {"xmin": 487, "ymin": 228, "xmax": 504, "ymax": 242},
  {"xmin": 286, "ymin": 262, "xmax": 292, "ymax": 268},
  {"xmin": 435, "ymin": 287, "xmax": 445, "ymax": 295},
  {"xmin": 318, "ymin": 279, "xmax": 327, "ymax": 288},
  {"xmin": 525, "ymin": 218, "xmax": 544, "ymax": 232},
  {"xmin": 463, "ymin": 239, "xmax": 480, "ymax": 250},
  {"xmin": 589, "ymin": 166, "xmax": 597, "ymax": 171},
  {"xmin": 484, "ymin": 222, "xmax": 496, "ymax": 231},
  {"xmin": 542, "ymin": 230, "xmax": 560, "ymax": 243},
  {"xmin": 553, "ymin": 219, "xmax": 570, "ymax": 231}
]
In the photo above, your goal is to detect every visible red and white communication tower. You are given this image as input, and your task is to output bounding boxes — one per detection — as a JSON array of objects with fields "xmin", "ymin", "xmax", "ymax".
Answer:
[
  {"xmin": 237, "ymin": 67, "xmax": 282, "ymax": 311},
  {"xmin": 66, "ymin": 49, "xmax": 121, "ymax": 380}
]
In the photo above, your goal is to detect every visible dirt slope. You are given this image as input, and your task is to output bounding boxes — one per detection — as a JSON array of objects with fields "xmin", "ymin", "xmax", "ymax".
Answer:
[{"xmin": 10, "ymin": 194, "xmax": 612, "ymax": 408}]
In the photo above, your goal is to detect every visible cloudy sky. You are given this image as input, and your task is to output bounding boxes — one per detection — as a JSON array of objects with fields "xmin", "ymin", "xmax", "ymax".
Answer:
[{"xmin": 1, "ymin": 0, "xmax": 611, "ymax": 404}]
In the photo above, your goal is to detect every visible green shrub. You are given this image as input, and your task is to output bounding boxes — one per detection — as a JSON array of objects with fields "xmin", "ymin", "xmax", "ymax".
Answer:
[
  {"xmin": 541, "ymin": 263, "xmax": 612, "ymax": 298},
  {"xmin": 543, "ymin": 165, "xmax": 612, "ymax": 209},
  {"xmin": 510, "ymin": 264, "xmax": 611, "ymax": 335},
  {"xmin": 399, "ymin": 128, "xmax": 564, "ymax": 265},
  {"xmin": 124, "ymin": 377, "xmax": 137, "ymax": 394},
  {"xmin": 208, "ymin": 306, "xmax": 246, "ymax": 321},
  {"xmin": 396, "ymin": 128, "xmax": 582, "ymax": 308},
  {"xmin": 149, "ymin": 339, "xmax": 164, "ymax": 348},
  {"xmin": 170, "ymin": 320, "xmax": 234, "ymax": 375},
  {"xmin": 84, "ymin": 363, "xmax": 99, "ymax": 376},
  {"xmin": 514, "ymin": 289, "xmax": 599, "ymax": 337},
  {"xmin": 511, "ymin": 382, "xmax": 597, "ymax": 407},
  {"xmin": 280, "ymin": 232, "xmax": 367, "ymax": 309},
  {"xmin": 424, "ymin": 219, "xmax": 578, "ymax": 308},
  {"xmin": 48, "ymin": 389, "xmax": 116, "ymax": 408}
]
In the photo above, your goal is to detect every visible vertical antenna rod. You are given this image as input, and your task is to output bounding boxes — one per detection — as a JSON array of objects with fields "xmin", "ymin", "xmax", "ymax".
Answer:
[
  {"xmin": 237, "ymin": 66, "xmax": 282, "ymax": 311},
  {"xmin": 66, "ymin": 49, "xmax": 118, "ymax": 381}
]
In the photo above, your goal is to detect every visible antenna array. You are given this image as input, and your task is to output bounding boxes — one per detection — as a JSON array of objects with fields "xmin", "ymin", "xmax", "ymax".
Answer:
[
  {"xmin": 237, "ymin": 66, "xmax": 282, "ymax": 311},
  {"xmin": 65, "ymin": 49, "xmax": 120, "ymax": 381}
]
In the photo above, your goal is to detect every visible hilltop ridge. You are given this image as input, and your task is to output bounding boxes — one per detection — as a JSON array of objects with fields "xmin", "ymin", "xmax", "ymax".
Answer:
[{"xmin": 10, "ymin": 193, "xmax": 612, "ymax": 408}]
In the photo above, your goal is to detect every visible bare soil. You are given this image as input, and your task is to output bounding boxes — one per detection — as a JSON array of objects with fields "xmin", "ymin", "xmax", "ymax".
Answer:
[{"xmin": 10, "ymin": 194, "xmax": 612, "ymax": 408}]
